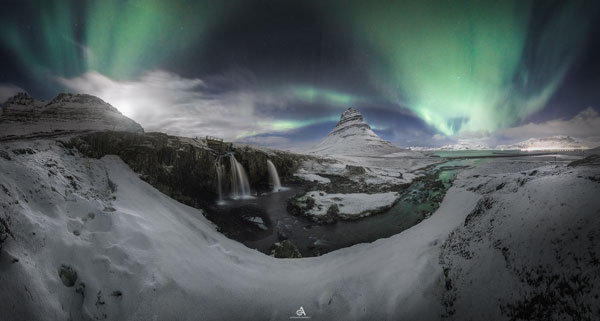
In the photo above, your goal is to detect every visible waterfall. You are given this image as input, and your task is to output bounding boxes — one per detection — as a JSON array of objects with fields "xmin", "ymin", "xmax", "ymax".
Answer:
[
  {"xmin": 266, "ymin": 159, "xmax": 282, "ymax": 192},
  {"xmin": 229, "ymin": 155, "xmax": 251, "ymax": 199},
  {"xmin": 215, "ymin": 158, "xmax": 225, "ymax": 204}
]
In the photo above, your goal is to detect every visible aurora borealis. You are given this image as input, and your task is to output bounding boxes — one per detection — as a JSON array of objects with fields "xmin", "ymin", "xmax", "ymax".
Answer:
[
  {"xmin": 335, "ymin": 0, "xmax": 597, "ymax": 136},
  {"xmin": 1, "ymin": 0, "xmax": 600, "ymax": 148},
  {"xmin": 1, "ymin": 1, "xmax": 230, "ymax": 79}
]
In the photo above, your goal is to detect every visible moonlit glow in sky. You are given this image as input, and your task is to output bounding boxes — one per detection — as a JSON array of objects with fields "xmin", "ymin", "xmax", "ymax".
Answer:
[{"xmin": 1, "ymin": 0, "xmax": 599, "ymax": 148}]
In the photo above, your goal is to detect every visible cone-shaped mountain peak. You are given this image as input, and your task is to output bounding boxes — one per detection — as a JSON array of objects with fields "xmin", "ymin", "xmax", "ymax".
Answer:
[{"xmin": 311, "ymin": 108, "xmax": 404, "ymax": 156}]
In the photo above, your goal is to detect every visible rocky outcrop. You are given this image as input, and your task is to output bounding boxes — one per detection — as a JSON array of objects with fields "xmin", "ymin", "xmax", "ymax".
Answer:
[
  {"xmin": 310, "ymin": 107, "xmax": 404, "ymax": 156},
  {"xmin": 69, "ymin": 131, "xmax": 301, "ymax": 208},
  {"xmin": 232, "ymin": 145, "xmax": 301, "ymax": 190},
  {"xmin": 287, "ymin": 190, "xmax": 401, "ymax": 223},
  {"xmin": 71, "ymin": 132, "xmax": 219, "ymax": 207},
  {"xmin": 568, "ymin": 154, "xmax": 600, "ymax": 167},
  {"xmin": 270, "ymin": 240, "xmax": 302, "ymax": 258},
  {"xmin": 0, "ymin": 92, "xmax": 143, "ymax": 139},
  {"xmin": 1, "ymin": 91, "xmax": 303, "ymax": 213}
]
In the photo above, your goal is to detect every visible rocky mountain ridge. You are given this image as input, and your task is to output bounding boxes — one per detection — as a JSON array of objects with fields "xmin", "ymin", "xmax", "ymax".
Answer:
[{"xmin": 0, "ymin": 92, "xmax": 143, "ymax": 138}]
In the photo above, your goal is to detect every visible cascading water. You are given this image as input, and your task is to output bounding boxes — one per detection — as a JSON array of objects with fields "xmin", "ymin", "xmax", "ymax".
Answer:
[
  {"xmin": 215, "ymin": 158, "xmax": 225, "ymax": 204},
  {"xmin": 229, "ymin": 155, "xmax": 251, "ymax": 199},
  {"xmin": 266, "ymin": 159, "xmax": 282, "ymax": 192}
]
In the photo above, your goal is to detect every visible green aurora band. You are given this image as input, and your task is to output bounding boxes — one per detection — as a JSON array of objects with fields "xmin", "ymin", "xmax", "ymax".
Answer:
[
  {"xmin": 290, "ymin": 86, "xmax": 356, "ymax": 106},
  {"xmin": 1, "ymin": 0, "xmax": 232, "ymax": 79},
  {"xmin": 333, "ymin": 0, "xmax": 598, "ymax": 136},
  {"xmin": 2, "ymin": 1, "xmax": 598, "ymax": 137}
]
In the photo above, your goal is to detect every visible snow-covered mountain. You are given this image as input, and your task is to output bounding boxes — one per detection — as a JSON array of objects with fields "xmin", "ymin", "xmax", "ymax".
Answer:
[
  {"xmin": 310, "ymin": 108, "xmax": 404, "ymax": 156},
  {"xmin": 496, "ymin": 135, "xmax": 590, "ymax": 151},
  {"xmin": 408, "ymin": 141, "xmax": 490, "ymax": 151},
  {"xmin": 438, "ymin": 142, "xmax": 490, "ymax": 150},
  {"xmin": 0, "ymin": 92, "xmax": 143, "ymax": 138}
]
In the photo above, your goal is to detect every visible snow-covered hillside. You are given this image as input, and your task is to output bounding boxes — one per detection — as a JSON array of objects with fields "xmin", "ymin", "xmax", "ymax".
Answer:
[
  {"xmin": 310, "ymin": 108, "xmax": 404, "ymax": 156},
  {"xmin": 2, "ymin": 138, "xmax": 598, "ymax": 320},
  {"xmin": 438, "ymin": 141, "xmax": 490, "ymax": 150},
  {"xmin": 496, "ymin": 135, "xmax": 591, "ymax": 151},
  {"xmin": 0, "ymin": 93, "xmax": 143, "ymax": 139},
  {"xmin": 409, "ymin": 142, "xmax": 490, "ymax": 151},
  {"xmin": 440, "ymin": 158, "xmax": 600, "ymax": 320}
]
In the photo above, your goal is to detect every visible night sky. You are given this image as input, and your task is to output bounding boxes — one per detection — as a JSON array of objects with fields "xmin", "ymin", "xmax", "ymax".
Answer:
[{"xmin": 1, "ymin": 0, "xmax": 600, "ymax": 149}]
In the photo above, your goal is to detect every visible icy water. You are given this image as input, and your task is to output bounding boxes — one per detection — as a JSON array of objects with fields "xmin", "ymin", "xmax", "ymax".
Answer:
[{"xmin": 207, "ymin": 160, "xmax": 471, "ymax": 257}]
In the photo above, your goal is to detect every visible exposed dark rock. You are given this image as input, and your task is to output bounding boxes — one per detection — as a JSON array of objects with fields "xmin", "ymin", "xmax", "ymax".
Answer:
[
  {"xmin": 4, "ymin": 92, "xmax": 34, "ymax": 105},
  {"xmin": 276, "ymin": 229, "xmax": 288, "ymax": 241},
  {"xmin": 431, "ymin": 179, "xmax": 445, "ymax": 189},
  {"xmin": 326, "ymin": 203, "xmax": 339, "ymax": 216},
  {"xmin": 12, "ymin": 148, "xmax": 36, "ymax": 155},
  {"xmin": 95, "ymin": 291, "xmax": 106, "ymax": 308},
  {"xmin": 587, "ymin": 175, "xmax": 600, "ymax": 183},
  {"xmin": 464, "ymin": 196, "xmax": 495, "ymax": 227},
  {"xmin": 0, "ymin": 216, "xmax": 15, "ymax": 252},
  {"xmin": 287, "ymin": 195, "xmax": 315, "ymax": 218},
  {"xmin": 232, "ymin": 146, "xmax": 300, "ymax": 190},
  {"xmin": 0, "ymin": 150, "xmax": 11, "ymax": 160},
  {"xmin": 58, "ymin": 265, "xmax": 78, "ymax": 287},
  {"xmin": 75, "ymin": 282, "xmax": 86, "ymax": 298},
  {"xmin": 568, "ymin": 154, "xmax": 600, "ymax": 167},
  {"xmin": 345, "ymin": 165, "xmax": 366, "ymax": 176},
  {"xmin": 70, "ymin": 131, "xmax": 301, "ymax": 209},
  {"xmin": 270, "ymin": 240, "xmax": 302, "ymax": 258},
  {"xmin": 324, "ymin": 204, "xmax": 340, "ymax": 224}
]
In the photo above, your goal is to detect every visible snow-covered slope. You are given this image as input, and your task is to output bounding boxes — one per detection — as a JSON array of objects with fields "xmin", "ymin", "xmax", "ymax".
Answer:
[
  {"xmin": 0, "ymin": 93, "xmax": 143, "ymax": 139},
  {"xmin": 496, "ymin": 135, "xmax": 590, "ymax": 151},
  {"xmin": 440, "ymin": 159, "xmax": 600, "ymax": 320},
  {"xmin": 0, "ymin": 138, "xmax": 478, "ymax": 320},
  {"xmin": 1, "ymin": 139, "xmax": 599, "ymax": 320},
  {"xmin": 310, "ymin": 108, "xmax": 404, "ymax": 156}
]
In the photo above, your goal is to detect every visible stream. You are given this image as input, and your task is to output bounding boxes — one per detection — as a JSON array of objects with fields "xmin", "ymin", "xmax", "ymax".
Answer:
[{"xmin": 205, "ymin": 159, "xmax": 476, "ymax": 257}]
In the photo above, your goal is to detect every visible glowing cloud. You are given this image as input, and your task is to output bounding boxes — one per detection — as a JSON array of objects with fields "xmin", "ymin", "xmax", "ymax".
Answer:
[{"xmin": 289, "ymin": 86, "xmax": 356, "ymax": 106}]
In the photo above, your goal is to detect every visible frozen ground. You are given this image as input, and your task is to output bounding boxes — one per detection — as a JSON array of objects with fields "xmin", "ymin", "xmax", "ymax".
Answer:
[
  {"xmin": 1, "ymin": 139, "xmax": 599, "ymax": 320},
  {"xmin": 294, "ymin": 190, "xmax": 400, "ymax": 219},
  {"xmin": 293, "ymin": 170, "xmax": 332, "ymax": 184},
  {"xmin": 298, "ymin": 152, "xmax": 439, "ymax": 187},
  {"xmin": 440, "ymin": 158, "xmax": 600, "ymax": 320}
]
